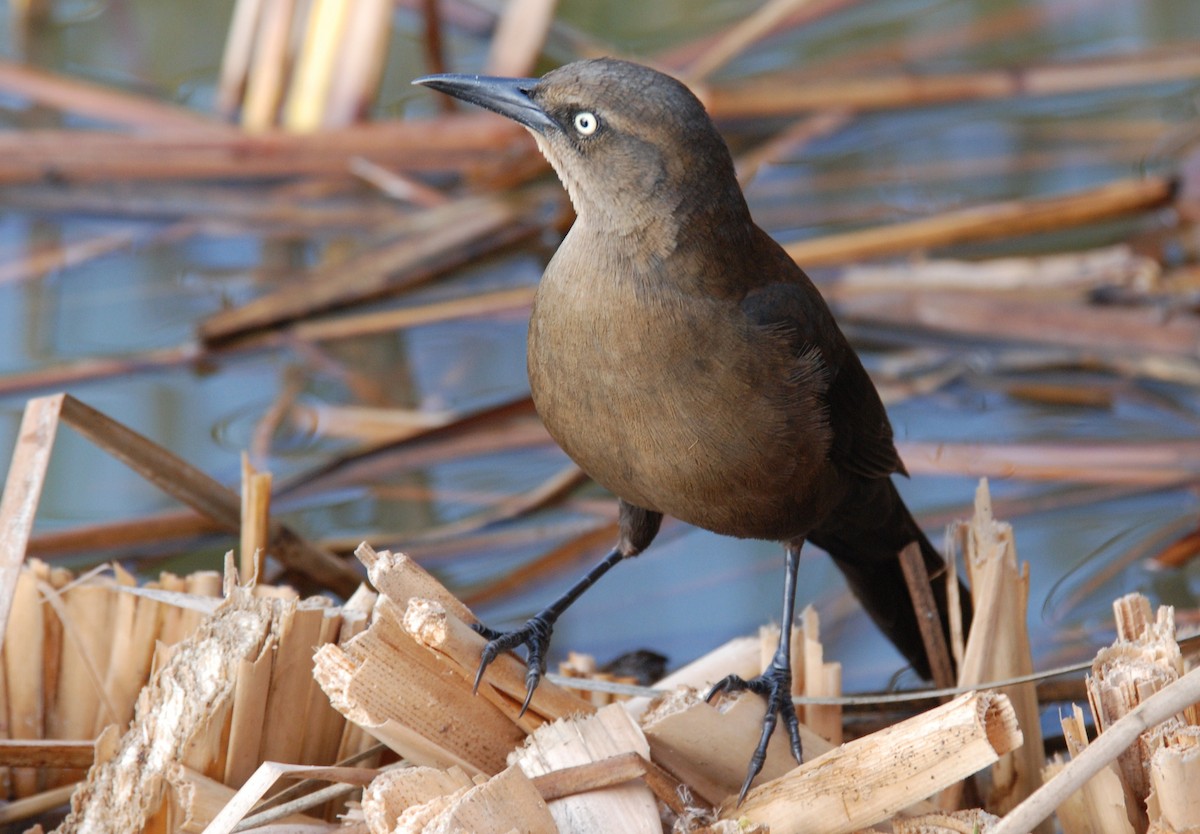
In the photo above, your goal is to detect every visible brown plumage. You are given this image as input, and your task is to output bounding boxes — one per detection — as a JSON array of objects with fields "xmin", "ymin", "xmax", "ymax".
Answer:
[{"xmin": 415, "ymin": 57, "xmax": 971, "ymax": 802}]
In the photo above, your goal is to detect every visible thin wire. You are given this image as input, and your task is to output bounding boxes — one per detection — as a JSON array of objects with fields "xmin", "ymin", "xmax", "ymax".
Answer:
[
  {"xmin": 549, "ymin": 658, "xmax": 1090, "ymax": 706},
  {"xmin": 548, "ymin": 630, "xmax": 1200, "ymax": 706}
]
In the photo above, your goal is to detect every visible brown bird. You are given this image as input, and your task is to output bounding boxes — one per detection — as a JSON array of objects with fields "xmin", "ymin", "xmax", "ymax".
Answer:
[{"xmin": 414, "ymin": 58, "xmax": 971, "ymax": 802}]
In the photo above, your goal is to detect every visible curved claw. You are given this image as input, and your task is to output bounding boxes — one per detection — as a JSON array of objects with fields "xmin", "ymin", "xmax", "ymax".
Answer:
[
  {"xmin": 470, "ymin": 614, "xmax": 555, "ymax": 716},
  {"xmin": 708, "ymin": 660, "xmax": 804, "ymax": 806},
  {"xmin": 705, "ymin": 673, "xmax": 763, "ymax": 703}
]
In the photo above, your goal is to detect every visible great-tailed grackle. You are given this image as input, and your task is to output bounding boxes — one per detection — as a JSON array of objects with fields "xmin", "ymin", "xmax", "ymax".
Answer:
[{"xmin": 414, "ymin": 58, "xmax": 972, "ymax": 802}]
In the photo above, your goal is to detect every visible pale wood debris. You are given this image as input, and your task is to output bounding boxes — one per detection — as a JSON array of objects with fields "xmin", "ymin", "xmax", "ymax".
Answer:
[
  {"xmin": 510, "ymin": 703, "xmax": 661, "ymax": 834},
  {"xmin": 722, "ymin": 691, "xmax": 1023, "ymax": 834},
  {"xmin": 952, "ymin": 478, "xmax": 1046, "ymax": 823}
]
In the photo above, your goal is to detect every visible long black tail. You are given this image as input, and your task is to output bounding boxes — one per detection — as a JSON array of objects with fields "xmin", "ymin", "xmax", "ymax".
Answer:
[{"xmin": 807, "ymin": 477, "xmax": 971, "ymax": 680}]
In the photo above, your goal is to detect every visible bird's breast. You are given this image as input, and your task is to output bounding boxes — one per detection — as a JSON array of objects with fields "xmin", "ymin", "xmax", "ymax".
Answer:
[{"xmin": 527, "ymin": 242, "xmax": 836, "ymax": 540}]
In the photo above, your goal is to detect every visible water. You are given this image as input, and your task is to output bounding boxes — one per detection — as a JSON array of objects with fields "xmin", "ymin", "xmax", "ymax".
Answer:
[{"xmin": 1, "ymin": 0, "xmax": 1198, "ymax": 694}]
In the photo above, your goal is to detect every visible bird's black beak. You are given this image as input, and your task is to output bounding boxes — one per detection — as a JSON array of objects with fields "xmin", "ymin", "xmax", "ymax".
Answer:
[{"xmin": 412, "ymin": 73, "xmax": 555, "ymax": 134}]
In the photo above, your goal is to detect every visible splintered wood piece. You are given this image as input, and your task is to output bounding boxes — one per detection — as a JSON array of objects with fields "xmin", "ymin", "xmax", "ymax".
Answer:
[
  {"xmin": 799, "ymin": 606, "xmax": 842, "ymax": 744},
  {"xmin": 221, "ymin": 635, "xmax": 274, "ymax": 788},
  {"xmin": 402, "ymin": 598, "xmax": 595, "ymax": 726},
  {"xmin": 1087, "ymin": 594, "xmax": 1186, "ymax": 824},
  {"xmin": 198, "ymin": 761, "xmax": 377, "ymax": 834},
  {"xmin": 257, "ymin": 599, "xmax": 329, "ymax": 765},
  {"xmin": 407, "ymin": 764, "xmax": 556, "ymax": 834},
  {"xmin": 894, "ymin": 809, "xmax": 1000, "ymax": 834},
  {"xmin": 356, "ymin": 544, "xmax": 475, "ymax": 625},
  {"xmin": 301, "ymin": 609, "xmax": 353, "ymax": 767},
  {"xmin": 166, "ymin": 762, "xmax": 330, "ymax": 833},
  {"xmin": 995, "ymin": 665, "xmax": 1200, "ymax": 834},
  {"xmin": 1147, "ymin": 726, "xmax": 1200, "ymax": 832},
  {"xmin": 1110, "ymin": 594, "xmax": 1182, "ymax": 675},
  {"xmin": 5, "ymin": 565, "xmax": 46, "ymax": 796},
  {"xmin": 641, "ymin": 687, "xmax": 832, "ymax": 807},
  {"xmin": 724, "ymin": 691, "xmax": 1022, "ymax": 834},
  {"xmin": 526, "ymin": 751, "xmax": 646, "ymax": 802},
  {"xmin": 511, "ymin": 704, "xmax": 661, "ymax": 834},
  {"xmin": 45, "ymin": 581, "xmax": 118, "ymax": 776},
  {"xmin": 955, "ymin": 478, "xmax": 1046, "ymax": 820},
  {"xmin": 165, "ymin": 764, "xmax": 236, "ymax": 833},
  {"xmin": 1050, "ymin": 705, "xmax": 1135, "ymax": 834},
  {"xmin": 313, "ymin": 600, "xmax": 525, "ymax": 775},
  {"xmin": 53, "ymin": 582, "xmax": 277, "ymax": 832},
  {"xmin": 361, "ymin": 766, "xmax": 476, "ymax": 833},
  {"xmin": 98, "ymin": 564, "xmax": 162, "ymax": 734}
]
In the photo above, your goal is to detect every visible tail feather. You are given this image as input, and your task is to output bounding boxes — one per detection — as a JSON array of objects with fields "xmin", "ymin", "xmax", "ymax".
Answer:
[{"xmin": 808, "ymin": 477, "xmax": 971, "ymax": 680}]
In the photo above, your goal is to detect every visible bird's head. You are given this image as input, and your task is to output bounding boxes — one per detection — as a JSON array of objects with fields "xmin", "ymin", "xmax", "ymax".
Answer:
[{"xmin": 414, "ymin": 58, "xmax": 745, "ymax": 240}]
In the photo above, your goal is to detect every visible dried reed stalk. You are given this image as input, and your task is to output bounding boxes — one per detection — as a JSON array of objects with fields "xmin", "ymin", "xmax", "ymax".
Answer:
[
  {"xmin": 239, "ymin": 454, "xmax": 272, "ymax": 582},
  {"xmin": 0, "ymin": 395, "xmax": 63, "ymax": 641},
  {"xmin": 55, "ymin": 394, "xmax": 359, "ymax": 594},
  {"xmin": 898, "ymin": 438, "xmax": 1200, "ymax": 486},
  {"xmin": 0, "ymin": 227, "xmax": 148, "ymax": 288},
  {"xmin": 830, "ymin": 245, "xmax": 1158, "ymax": 295},
  {"xmin": 706, "ymin": 46, "xmax": 1200, "ymax": 117},
  {"xmin": 485, "ymin": 0, "xmax": 557, "ymax": 77},
  {"xmin": 680, "ymin": 0, "xmax": 840, "ymax": 81},
  {"xmin": 198, "ymin": 191, "xmax": 549, "ymax": 343},
  {"xmin": 283, "ymin": 0, "xmax": 354, "ymax": 132},
  {"xmin": 784, "ymin": 176, "xmax": 1174, "ymax": 266},
  {"xmin": 216, "ymin": 0, "xmax": 264, "ymax": 117},
  {"xmin": 726, "ymin": 691, "xmax": 1023, "ymax": 833},
  {"xmin": 0, "ymin": 59, "xmax": 224, "ymax": 130},
  {"xmin": 241, "ymin": 0, "xmax": 296, "ymax": 132},
  {"xmin": 838, "ymin": 291, "xmax": 1200, "ymax": 358},
  {"xmin": 0, "ymin": 116, "xmax": 530, "ymax": 183},
  {"xmin": 324, "ymin": 0, "xmax": 393, "ymax": 126}
]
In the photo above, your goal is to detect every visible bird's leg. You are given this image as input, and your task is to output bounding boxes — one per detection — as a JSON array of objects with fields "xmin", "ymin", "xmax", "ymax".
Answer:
[
  {"xmin": 705, "ymin": 539, "xmax": 805, "ymax": 805},
  {"xmin": 473, "ymin": 546, "xmax": 626, "ymax": 716}
]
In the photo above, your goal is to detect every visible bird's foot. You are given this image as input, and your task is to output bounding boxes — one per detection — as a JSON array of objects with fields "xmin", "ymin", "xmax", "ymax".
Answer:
[
  {"xmin": 705, "ymin": 658, "xmax": 804, "ymax": 805},
  {"xmin": 470, "ymin": 615, "xmax": 554, "ymax": 717}
]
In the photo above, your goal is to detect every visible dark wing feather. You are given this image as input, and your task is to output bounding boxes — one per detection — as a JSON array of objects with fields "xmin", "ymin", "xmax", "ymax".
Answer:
[{"xmin": 740, "ymin": 253, "xmax": 904, "ymax": 481}]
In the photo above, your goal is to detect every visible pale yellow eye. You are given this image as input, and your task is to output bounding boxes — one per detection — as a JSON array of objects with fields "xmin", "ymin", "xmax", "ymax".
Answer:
[{"xmin": 573, "ymin": 111, "xmax": 598, "ymax": 136}]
